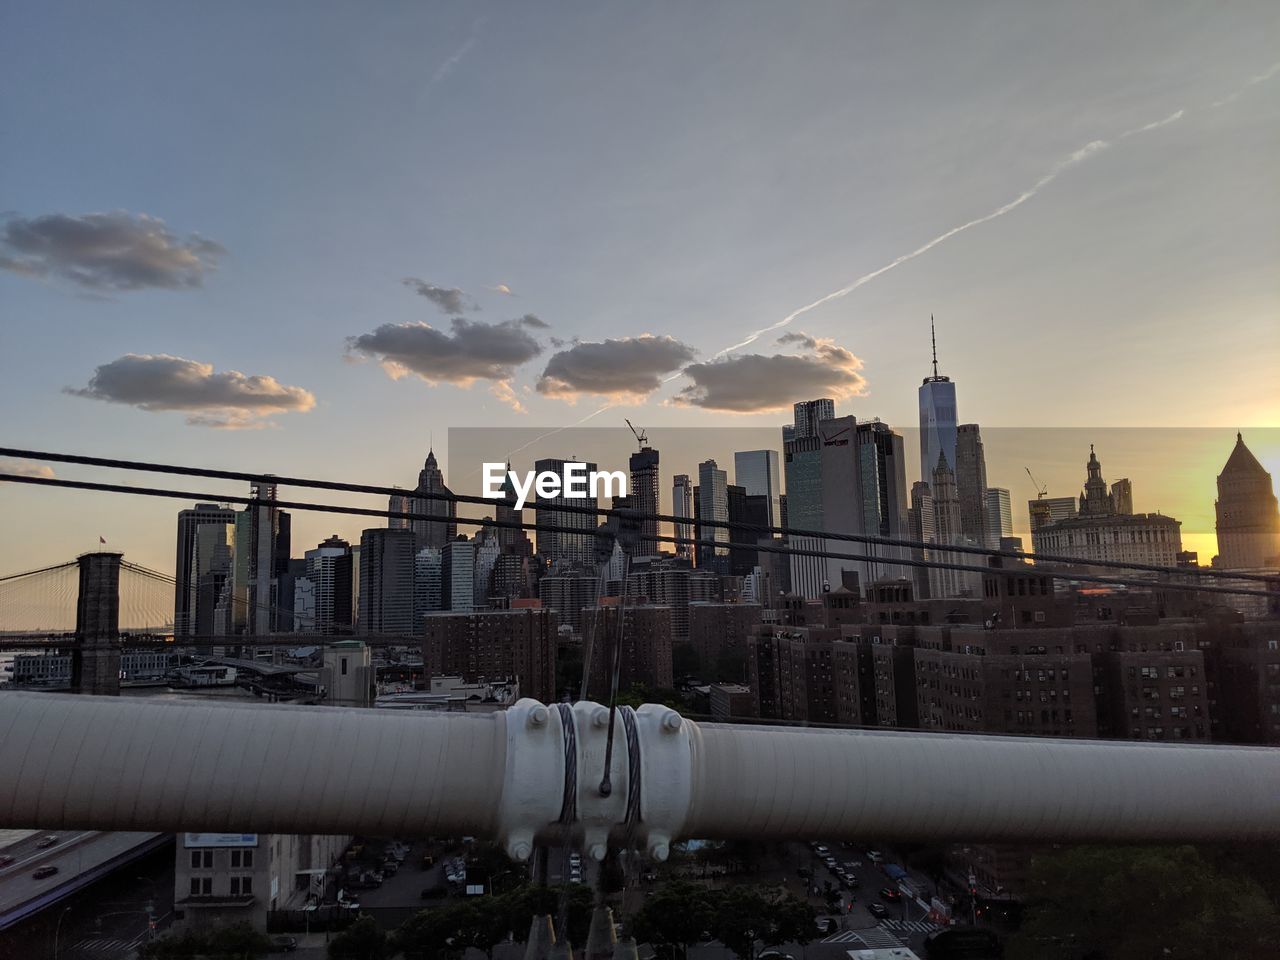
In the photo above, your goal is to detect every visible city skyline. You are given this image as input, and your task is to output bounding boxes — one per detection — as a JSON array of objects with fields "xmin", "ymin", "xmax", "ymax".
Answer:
[{"xmin": 2, "ymin": 3, "xmax": 1278, "ymax": 572}]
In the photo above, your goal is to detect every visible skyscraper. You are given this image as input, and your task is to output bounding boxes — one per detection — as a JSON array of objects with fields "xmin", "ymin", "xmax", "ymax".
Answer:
[
  {"xmin": 854, "ymin": 419, "xmax": 911, "ymax": 582},
  {"xmin": 697, "ymin": 459, "xmax": 729, "ymax": 571},
  {"xmin": 388, "ymin": 488, "xmax": 412, "ymax": 531},
  {"xmin": 908, "ymin": 480, "xmax": 936, "ymax": 600},
  {"xmin": 358, "ymin": 527, "xmax": 417, "ymax": 633},
  {"xmin": 629, "ymin": 442, "xmax": 660, "ymax": 556},
  {"xmin": 533, "ymin": 457, "xmax": 598, "ymax": 567},
  {"xmin": 792, "ymin": 398, "xmax": 835, "ymax": 441},
  {"xmin": 985, "ymin": 488, "xmax": 1013, "ymax": 548},
  {"xmin": 784, "ymin": 402, "xmax": 827, "ymax": 597},
  {"xmin": 955, "ymin": 424, "xmax": 990, "ymax": 548},
  {"xmin": 928, "ymin": 453, "xmax": 972, "ymax": 598},
  {"xmin": 304, "ymin": 535, "xmax": 353, "ymax": 634},
  {"xmin": 918, "ymin": 317, "xmax": 958, "ymax": 483},
  {"xmin": 174, "ymin": 503, "xmax": 234, "ymax": 637},
  {"xmin": 734, "ymin": 449, "xmax": 781, "ymax": 527},
  {"xmin": 237, "ymin": 480, "xmax": 290, "ymax": 635},
  {"xmin": 412, "ymin": 449, "xmax": 457, "ymax": 549},
  {"xmin": 672, "ymin": 475, "xmax": 693, "ymax": 558},
  {"xmin": 1215, "ymin": 432, "xmax": 1280, "ymax": 570}
]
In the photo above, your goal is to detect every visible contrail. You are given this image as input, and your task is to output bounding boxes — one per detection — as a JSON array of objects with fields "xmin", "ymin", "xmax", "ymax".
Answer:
[
  {"xmin": 706, "ymin": 63, "xmax": 1276, "ymax": 358},
  {"xmin": 499, "ymin": 62, "xmax": 1279, "ymax": 459}
]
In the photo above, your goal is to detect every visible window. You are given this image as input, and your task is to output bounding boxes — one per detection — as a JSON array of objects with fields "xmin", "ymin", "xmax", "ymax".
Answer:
[
  {"xmin": 231, "ymin": 849, "xmax": 254, "ymax": 869},
  {"xmin": 190, "ymin": 850, "xmax": 213, "ymax": 869},
  {"xmin": 189, "ymin": 877, "xmax": 212, "ymax": 896},
  {"xmin": 341, "ymin": 657, "xmax": 348, "ymax": 676},
  {"xmin": 230, "ymin": 875, "xmax": 253, "ymax": 896}
]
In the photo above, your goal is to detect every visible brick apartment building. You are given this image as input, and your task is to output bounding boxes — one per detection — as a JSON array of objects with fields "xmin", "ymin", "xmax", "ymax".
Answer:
[{"xmin": 422, "ymin": 604, "xmax": 558, "ymax": 703}]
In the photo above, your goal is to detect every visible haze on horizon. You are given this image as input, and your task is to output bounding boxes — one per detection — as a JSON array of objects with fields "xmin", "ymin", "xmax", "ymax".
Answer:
[{"xmin": 1, "ymin": 1, "xmax": 1278, "ymax": 573}]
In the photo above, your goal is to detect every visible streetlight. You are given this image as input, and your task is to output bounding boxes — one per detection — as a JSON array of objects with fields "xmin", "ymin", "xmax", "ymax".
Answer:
[{"xmin": 52, "ymin": 905, "xmax": 72, "ymax": 960}]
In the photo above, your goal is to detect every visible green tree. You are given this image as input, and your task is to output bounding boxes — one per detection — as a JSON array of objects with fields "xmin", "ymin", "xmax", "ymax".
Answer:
[
  {"xmin": 708, "ymin": 887, "xmax": 815, "ymax": 960},
  {"xmin": 631, "ymin": 880, "xmax": 717, "ymax": 958},
  {"xmin": 1008, "ymin": 845, "xmax": 1280, "ymax": 960},
  {"xmin": 328, "ymin": 916, "xmax": 390, "ymax": 960},
  {"xmin": 141, "ymin": 923, "xmax": 271, "ymax": 959}
]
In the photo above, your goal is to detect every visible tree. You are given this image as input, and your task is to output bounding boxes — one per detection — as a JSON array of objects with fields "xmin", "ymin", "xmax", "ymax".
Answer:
[
  {"xmin": 141, "ymin": 923, "xmax": 272, "ymax": 959},
  {"xmin": 1007, "ymin": 845, "xmax": 1280, "ymax": 960},
  {"xmin": 328, "ymin": 916, "xmax": 389, "ymax": 960},
  {"xmin": 631, "ymin": 880, "xmax": 717, "ymax": 958},
  {"xmin": 708, "ymin": 887, "xmax": 815, "ymax": 960}
]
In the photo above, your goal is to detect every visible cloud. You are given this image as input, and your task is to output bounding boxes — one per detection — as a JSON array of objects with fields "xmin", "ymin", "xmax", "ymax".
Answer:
[
  {"xmin": 67, "ymin": 354, "xmax": 316, "ymax": 429},
  {"xmin": 674, "ymin": 335, "xmax": 867, "ymax": 413},
  {"xmin": 402, "ymin": 278, "xmax": 476, "ymax": 315},
  {"xmin": 0, "ymin": 459, "xmax": 55, "ymax": 479},
  {"xmin": 0, "ymin": 211, "xmax": 224, "ymax": 291},
  {"xmin": 346, "ymin": 317, "xmax": 544, "ymax": 389},
  {"xmin": 517, "ymin": 313, "xmax": 549, "ymax": 329},
  {"xmin": 777, "ymin": 332, "xmax": 818, "ymax": 349},
  {"xmin": 537, "ymin": 335, "xmax": 698, "ymax": 401},
  {"xmin": 491, "ymin": 283, "xmax": 514, "ymax": 296}
]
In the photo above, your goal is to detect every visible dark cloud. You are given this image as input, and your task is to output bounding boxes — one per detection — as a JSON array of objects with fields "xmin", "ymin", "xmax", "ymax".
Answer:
[
  {"xmin": 518, "ymin": 313, "xmax": 549, "ymax": 329},
  {"xmin": 346, "ymin": 318, "xmax": 543, "ymax": 386},
  {"xmin": 67, "ymin": 354, "xmax": 315, "ymax": 429},
  {"xmin": 402, "ymin": 278, "xmax": 475, "ymax": 315},
  {"xmin": 674, "ymin": 336, "xmax": 867, "ymax": 413},
  {"xmin": 777, "ymin": 331, "xmax": 818, "ymax": 349},
  {"xmin": 537, "ymin": 335, "xmax": 697, "ymax": 401},
  {"xmin": 0, "ymin": 211, "xmax": 224, "ymax": 291}
]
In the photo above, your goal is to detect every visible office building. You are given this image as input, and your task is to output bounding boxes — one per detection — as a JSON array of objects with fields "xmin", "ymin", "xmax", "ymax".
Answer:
[
  {"xmin": 443, "ymin": 536, "xmax": 477, "ymax": 613},
  {"xmin": 734, "ymin": 449, "xmax": 781, "ymax": 527},
  {"xmin": 918, "ymin": 318, "xmax": 958, "ymax": 482},
  {"xmin": 784, "ymin": 404, "xmax": 826, "ymax": 598},
  {"xmin": 412, "ymin": 448, "xmax": 457, "ymax": 549},
  {"xmin": 726, "ymin": 485, "xmax": 769, "ymax": 576},
  {"xmin": 688, "ymin": 602, "xmax": 762, "ymax": 679},
  {"xmin": 174, "ymin": 504, "xmax": 236, "ymax": 637},
  {"xmin": 538, "ymin": 566, "xmax": 601, "ymax": 638},
  {"xmin": 955, "ymin": 424, "xmax": 990, "ymax": 547},
  {"xmin": 388, "ymin": 488, "xmax": 412, "ymax": 531},
  {"xmin": 697, "ymin": 459, "xmax": 729, "ymax": 571},
  {"xmin": 629, "ymin": 442, "xmax": 660, "ymax": 556},
  {"xmin": 1029, "ymin": 496, "xmax": 1079, "ymax": 533},
  {"xmin": 792, "ymin": 398, "xmax": 835, "ymax": 440},
  {"xmin": 303, "ymin": 535, "xmax": 353, "ymax": 634},
  {"xmin": 625, "ymin": 557, "xmax": 721, "ymax": 642},
  {"xmin": 414, "ymin": 547, "xmax": 444, "ymax": 622},
  {"xmin": 985, "ymin": 488, "xmax": 1013, "ymax": 548},
  {"xmin": 534, "ymin": 457, "xmax": 599, "ymax": 567},
  {"xmin": 357, "ymin": 527, "xmax": 416, "ymax": 633},
  {"xmin": 1031, "ymin": 447, "xmax": 1182, "ymax": 569},
  {"xmin": 672, "ymin": 474, "xmax": 694, "ymax": 558},
  {"xmin": 855, "ymin": 419, "xmax": 911, "ymax": 583},
  {"xmin": 1215, "ymin": 432, "xmax": 1280, "ymax": 570}
]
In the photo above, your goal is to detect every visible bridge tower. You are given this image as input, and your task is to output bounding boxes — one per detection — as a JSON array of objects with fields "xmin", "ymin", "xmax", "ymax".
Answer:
[{"xmin": 73, "ymin": 551, "xmax": 122, "ymax": 696}]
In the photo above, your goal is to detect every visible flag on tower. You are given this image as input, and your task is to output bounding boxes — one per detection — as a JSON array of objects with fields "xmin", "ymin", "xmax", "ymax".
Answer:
[{"xmin": 99, "ymin": 536, "xmax": 106, "ymax": 544}]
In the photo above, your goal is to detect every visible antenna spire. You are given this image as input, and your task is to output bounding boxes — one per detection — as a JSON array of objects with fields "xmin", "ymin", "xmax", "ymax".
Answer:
[{"xmin": 931, "ymin": 314, "xmax": 938, "ymax": 378}]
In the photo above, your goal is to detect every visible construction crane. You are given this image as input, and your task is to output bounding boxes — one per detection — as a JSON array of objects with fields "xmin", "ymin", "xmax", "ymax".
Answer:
[
  {"xmin": 625, "ymin": 418, "xmax": 648, "ymax": 450},
  {"xmin": 1025, "ymin": 466, "xmax": 1048, "ymax": 499}
]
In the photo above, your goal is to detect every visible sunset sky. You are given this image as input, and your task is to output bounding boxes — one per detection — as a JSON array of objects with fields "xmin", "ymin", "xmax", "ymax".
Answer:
[{"xmin": 2, "ymin": 1, "xmax": 1278, "ymax": 575}]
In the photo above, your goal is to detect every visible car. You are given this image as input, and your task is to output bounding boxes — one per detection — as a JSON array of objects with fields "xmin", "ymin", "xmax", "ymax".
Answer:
[
  {"xmin": 815, "ymin": 918, "xmax": 835, "ymax": 935},
  {"xmin": 35, "ymin": 836, "xmax": 59, "ymax": 849},
  {"xmin": 815, "ymin": 845, "xmax": 829, "ymax": 855},
  {"xmin": 840, "ymin": 876, "xmax": 857, "ymax": 890},
  {"xmin": 879, "ymin": 886, "xmax": 902, "ymax": 902},
  {"xmin": 823, "ymin": 856, "xmax": 837, "ymax": 867},
  {"xmin": 381, "ymin": 860, "xmax": 399, "ymax": 876},
  {"xmin": 268, "ymin": 936, "xmax": 298, "ymax": 953},
  {"xmin": 32, "ymin": 865, "xmax": 59, "ymax": 880},
  {"xmin": 868, "ymin": 902, "xmax": 889, "ymax": 919},
  {"xmin": 0, "ymin": 855, "xmax": 14, "ymax": 868},
  {"xmin": 866, "ymin": 849, "xmax": 884, "ymax": 862},
  {"xmin": 843, "ymin": 861, "xmax": 859, "ymax": 872},
  {"xmin": 758, "ymin": 952, "xmax": 796, "ymax": 960}
]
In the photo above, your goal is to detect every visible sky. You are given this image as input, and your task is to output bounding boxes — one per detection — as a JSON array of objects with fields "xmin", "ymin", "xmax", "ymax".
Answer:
[{"xmin": 1, "ymin": 1, "xmax": 1278, "ymax": 576}]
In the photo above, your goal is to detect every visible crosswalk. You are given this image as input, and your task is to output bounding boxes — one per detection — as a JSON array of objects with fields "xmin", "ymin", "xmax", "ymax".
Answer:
[
  {"xmin": 821, "ymin": 919, "xmax": 943, "ymax": 946},
  {"xmin": 882, "ymin": 918, "xmax": 944, "ymax": 935},
  {"xmin": 68, "ymin": 935, "xmax": 143, "ymax": 958},
  {"xmin": 822, "ymin": 927, "xmax": 902, "ymax": 948}
]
